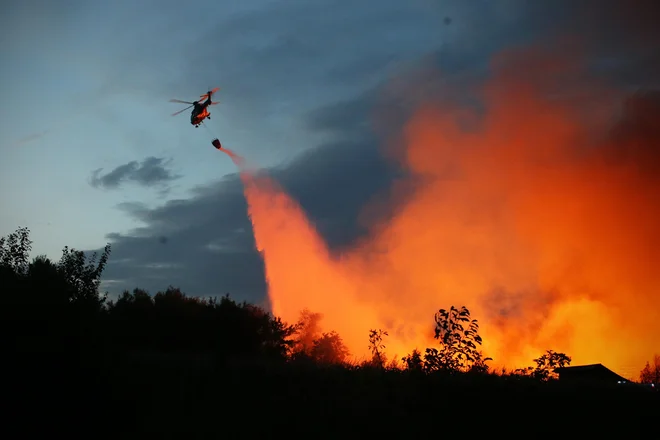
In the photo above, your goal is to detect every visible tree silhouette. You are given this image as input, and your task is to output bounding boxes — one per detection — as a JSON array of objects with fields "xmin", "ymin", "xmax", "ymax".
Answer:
[
  {"xmin": 243, "ymin": 302, "xmax": 298, "ymax": 360},
  {"xmin": 291, "ymin": 308, "xmax": 323, "ymax": 358},
  {"xmin": 401, "ymin": 348, "xmax": 424, "ymax": 372},
  {"xmin": 512, "ymin": 350, "xmax": 573, "ymax": 381},
  {"xmin": 105, "ymin": 288, "xmax": 299, "ymax": 363},
  {"xmin": 0, "ymin": 226, "xmax": 31, "ymax": 274},
  {"xmin": 0, "ymin": 227, "xmax": 34, "ymax": 314},
  {"xmin": 1, "ymin": 227, "xmax": 116, "ymax": 436},
  {"xmin": 423, "ymin": 306, "xmax": 492, "ymax": 373},
  {"xmin": 107, "ymin": 288, "xmax": 156, "ymax": 350},
  {"xmin": 368, "ymin": 328, "xmax": 389, "ymax": 368},
  {"xmin": 310, "ymin": 331, "xmax": 350, "ymax": 365},
  {"xmin": 58, "ymin": 243, "xmax": 111, "ymax": 310},
  {"xmin": 1, "ymin": 227, "xmax": 112, "ymax": 356},
  {"xmin": 3, "ymin": 226, "xmax": 656, "ymax": 437},
  {"xmin": 639, "ymin": 354, "xmax": 660, "ymax": 385}
]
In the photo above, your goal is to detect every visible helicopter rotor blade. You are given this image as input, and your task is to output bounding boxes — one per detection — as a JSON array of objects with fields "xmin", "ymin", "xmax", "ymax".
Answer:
[
  {"xmin": 172, "ymin": 105, "xmax": 193, "ymax": 116},
  {"xmin": 169, "ymin": 99, "xmax": 195, "ymax": 104}
]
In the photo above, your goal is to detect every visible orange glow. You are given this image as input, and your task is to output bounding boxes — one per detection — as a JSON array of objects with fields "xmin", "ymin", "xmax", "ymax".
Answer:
[{"xmin": 234, "ymin": 45, "xmax": 660, "ymax": 378}]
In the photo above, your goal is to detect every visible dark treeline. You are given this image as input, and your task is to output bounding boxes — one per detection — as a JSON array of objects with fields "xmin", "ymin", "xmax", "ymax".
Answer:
[{"xmin": 2, "ymin": 227, "xmax": 658, "ymax": 438}]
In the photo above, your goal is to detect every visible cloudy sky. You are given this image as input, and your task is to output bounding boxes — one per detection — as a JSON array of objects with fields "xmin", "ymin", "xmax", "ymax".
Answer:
[{"xmin": 1, "ymin": 0, "xmax": 658, "ymax": 304}]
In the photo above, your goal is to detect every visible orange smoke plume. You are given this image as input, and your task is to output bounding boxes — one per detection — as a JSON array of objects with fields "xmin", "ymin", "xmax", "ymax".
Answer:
[{"xmin": 235, "ymin": 45, "xmax": 660, "ymax": 377}]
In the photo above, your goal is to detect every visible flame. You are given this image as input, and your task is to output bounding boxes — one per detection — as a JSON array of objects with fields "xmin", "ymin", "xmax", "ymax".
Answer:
[{"xmin": 232, "ymin": 45, "xmax": 660, "ymax": 377}]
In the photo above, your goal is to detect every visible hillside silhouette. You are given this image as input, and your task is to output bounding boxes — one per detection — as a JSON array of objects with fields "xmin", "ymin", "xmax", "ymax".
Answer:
[{"xmin": 2, "ymin": 226, "xmax": 658, "ymax": 438}]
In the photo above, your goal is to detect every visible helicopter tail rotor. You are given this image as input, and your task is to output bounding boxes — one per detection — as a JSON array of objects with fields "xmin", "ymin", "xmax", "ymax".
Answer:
[{"xmin": 199, "ymin": 87, "xmax": 220, "ymax": 101}]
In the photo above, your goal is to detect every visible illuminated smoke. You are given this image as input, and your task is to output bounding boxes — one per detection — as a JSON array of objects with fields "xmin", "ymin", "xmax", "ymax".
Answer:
[{"xmin": 229, "ymin": 46, "xmax": 660, "ymax": 377}]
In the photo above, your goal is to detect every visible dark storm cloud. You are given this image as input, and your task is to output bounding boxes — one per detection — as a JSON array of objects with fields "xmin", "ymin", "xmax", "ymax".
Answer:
[
  {"xmin": 491, "ymin": 0, "xmax": 660, "ymax": 86},
  {"xmin": 95, "ymin": 0, "xmax": 659, "ymax": 304},
  {"xmin": 90, "ymin": 157, "xmax": 181, "ymax": 190},
  {"xmin": 176, "ymin": 0, "xmax": 495, "ymax": 121},
  {"xmin": 99, "ymin": 183, "xmax": 267, "ymax": 302}
]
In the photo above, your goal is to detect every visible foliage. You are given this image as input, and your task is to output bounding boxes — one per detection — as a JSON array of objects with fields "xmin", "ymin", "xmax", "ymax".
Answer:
[
  {"xmin": 401, "ymin": 348, "xmax": 424, "ymax": 372},
  {"xmin": 6, "ymin": 225, "xmax": 657, "ymax": 439},
  {"xmin": 423, "ymin": 306, "xmax": 492, "ymax": 373},
  {"xmin": 532, "ymin": 350, "xmax": 572, "ymax": 381},
  {"xmin": 368, "ymin": 328, "xmax": 388, "ymax": 368},
  {"xmin": 510, "ymin": 350, "xmax": 572, "ymax": 380},
  {"xmin": 106, "ymin": 289, "xmax": 298, "ymax": 362},
  {"xmin": 639, "ymin": 354, "xmax": 660, "ymax": 384},
  {"xmin": 310, "ymin": 331, "xmax": 350, "ymax": 365},
  {"xmin": 0, "ymin": 226, "xmax": 589, "ymax": 382},
  {"xmin": 291, "ymin": 308, "xmax": 323, "ymax": 356},
  {"xmin": 287, "ymin": 309, "xmax": 353, "ymax": 365},
  {"xmin": 58, "ymin": 243, "xmax": 111, "ymax": 310},
  {"xmin": 0, "ymin": 226, "xmax": 31, "ymax": 275},
  {"xmin": 1, "ymin": 227, "xmax": 112, "ymax": 357}
]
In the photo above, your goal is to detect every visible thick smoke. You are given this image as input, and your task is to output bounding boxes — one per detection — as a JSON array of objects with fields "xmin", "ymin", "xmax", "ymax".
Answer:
[{"xmin": 233, "ymin": 40, "xmax": 659, "ymax": 377}]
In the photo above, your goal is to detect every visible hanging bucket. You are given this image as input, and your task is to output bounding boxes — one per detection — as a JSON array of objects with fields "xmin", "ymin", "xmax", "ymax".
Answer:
[{"xmin": 211, "ymin": 138, "xmax": 222, "ymax": 149}]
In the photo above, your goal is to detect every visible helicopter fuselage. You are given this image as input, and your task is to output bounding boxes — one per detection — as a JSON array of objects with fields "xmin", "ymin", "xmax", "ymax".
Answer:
[
  {"xmin": 170, "ymin": 88, "xmax": 218, "ymax": 127},
  {"xmin": 191, "ymin": 99, "xmax": 212, "ymax": 127}
]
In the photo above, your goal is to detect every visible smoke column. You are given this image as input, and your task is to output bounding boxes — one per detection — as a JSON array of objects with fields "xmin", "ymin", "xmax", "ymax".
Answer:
[{"xmin": 225, "ymin": 46, "xmax": 660, "ymax": 377}]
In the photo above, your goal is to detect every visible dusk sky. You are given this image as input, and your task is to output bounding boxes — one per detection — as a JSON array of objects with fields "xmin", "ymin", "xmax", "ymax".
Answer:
[{"xmin": 1, "ymin": 0, "xmax": 658, "ymax": 308}]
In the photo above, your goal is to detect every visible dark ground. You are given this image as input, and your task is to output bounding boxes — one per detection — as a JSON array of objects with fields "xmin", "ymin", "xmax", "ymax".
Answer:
[{"xmin": 8, "ymin": 352, "xmax": 658, "ymax": 439}]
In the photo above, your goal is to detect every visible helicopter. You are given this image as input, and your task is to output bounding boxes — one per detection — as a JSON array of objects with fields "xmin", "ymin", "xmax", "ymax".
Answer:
[{"xmin": 170, "ymin": 87, "xmax": 220, "ymax": 127}]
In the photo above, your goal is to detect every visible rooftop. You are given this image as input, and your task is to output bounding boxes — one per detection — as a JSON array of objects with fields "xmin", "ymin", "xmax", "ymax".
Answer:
[{"xmin": 554, "ymin": 363, "xmax": 630, "ymax": 382}]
